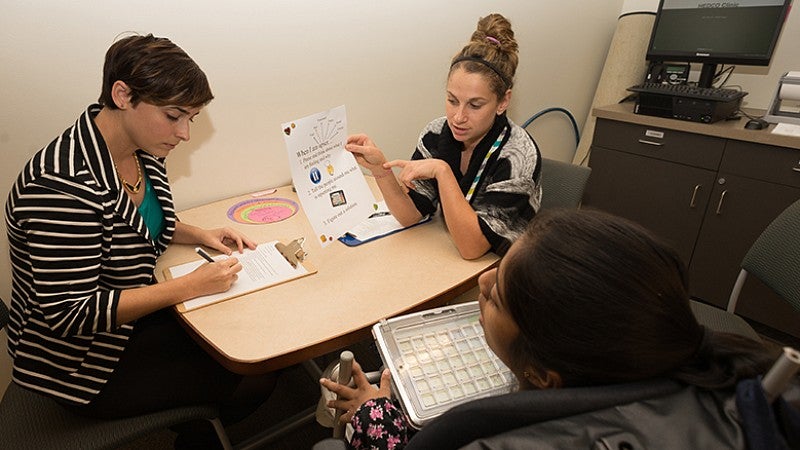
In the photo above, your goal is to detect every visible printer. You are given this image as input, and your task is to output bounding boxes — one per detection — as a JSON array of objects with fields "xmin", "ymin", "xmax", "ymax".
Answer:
[{"xmin": 764, "ymin": 71, "xmax": 800, "ymax": 125}]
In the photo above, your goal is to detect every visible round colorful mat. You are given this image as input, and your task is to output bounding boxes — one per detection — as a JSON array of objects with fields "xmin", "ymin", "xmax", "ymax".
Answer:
[{"xmin": 227, "ymin": 198, "xmax": 299, "ymax": 224}]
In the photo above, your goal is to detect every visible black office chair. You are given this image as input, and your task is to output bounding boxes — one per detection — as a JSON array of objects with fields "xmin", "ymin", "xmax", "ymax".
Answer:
[
  {"xmin": 312, "ymin": 379, "xmax": 682, "ymax": 450},
  {"xmin": 314, "ymin": 347, "xmax": 800, "ymax": 450},
  {"xmin": 0, "ymin": 299, "xmax": 233, "ymax": 450},
  {"xmin": 689, "ymin": 300, "xmax": 761, "ymax": 341},
  {"xmin": 727, "ymin": 198, "xmax": 800, "ymax": 314},
  {"xmin": 445, "ymin": 158, "xmax": 591, "ymax": 305},
  {"xmin": 539, "ymin": 158, "xmax": 592, "ymax": 210},
  {"xmin": 691, "ymin": 199, "xmax": 800, "ymax": 341}
]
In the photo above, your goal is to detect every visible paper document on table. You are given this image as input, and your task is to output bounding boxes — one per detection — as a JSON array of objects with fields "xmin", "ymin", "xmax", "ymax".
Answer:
[
  {"xmin": 166, "ymin": 241, "xmax": 316, "ymax": 312},
  {"xmin": 282, "ymin": 105, "xmax": 375, "ymax": 247},
  {"xmin": 772, "ymin": 122, "xmax": 800, "ymax": 137},
  {"xmin": 339, "ymin": 201, "xmax": 432, "ymax": 246}
]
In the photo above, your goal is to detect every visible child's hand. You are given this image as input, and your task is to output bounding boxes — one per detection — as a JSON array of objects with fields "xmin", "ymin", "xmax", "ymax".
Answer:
[{"xmin": 320, "ymin": 360, "xmax": 392, "ymax": 424}]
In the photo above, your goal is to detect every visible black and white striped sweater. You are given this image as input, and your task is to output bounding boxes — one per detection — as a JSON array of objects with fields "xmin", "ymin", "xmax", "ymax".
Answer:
[{"xmin": 4, "ymin": 105, "xmax": 177, "ymax": 404}]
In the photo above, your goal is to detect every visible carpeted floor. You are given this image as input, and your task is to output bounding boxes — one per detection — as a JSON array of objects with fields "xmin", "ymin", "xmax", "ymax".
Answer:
[{"xmin": 119, "ymin": 339, "xmax": 382, "ymax": 450}]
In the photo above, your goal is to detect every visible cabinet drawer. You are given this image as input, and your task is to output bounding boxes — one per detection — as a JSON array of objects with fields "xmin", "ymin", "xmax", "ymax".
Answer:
[
  {"xmin": 720, "ymin": 140, "xmax": 800, "ymax": 188},
  {"xmin": 593, "ymin": 118, "xmax": 725, "ymax": 170}
]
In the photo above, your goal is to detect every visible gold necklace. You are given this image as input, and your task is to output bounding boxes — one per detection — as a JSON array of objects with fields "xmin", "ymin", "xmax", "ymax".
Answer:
[{"xmin": 115, "ymin": 153, "xmax": 142, "ymax": 194}]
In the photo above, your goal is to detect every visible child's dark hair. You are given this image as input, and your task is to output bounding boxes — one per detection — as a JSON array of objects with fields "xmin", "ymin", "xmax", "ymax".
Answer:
[{"xmin": 502, "ymin": 208, "xmax": 772, "ymax": 389}]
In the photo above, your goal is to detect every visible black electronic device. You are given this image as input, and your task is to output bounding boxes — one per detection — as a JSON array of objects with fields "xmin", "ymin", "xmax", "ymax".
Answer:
[
  {"xmin": 745, "ymin": 118, "xmax": 769, "ymax": 130},
  {"xmin": 634, "ymin": 91, "xmax": 742, "ymax": 124},
  {"xmin": 646, "ymin": 62, "xmax": 690, "ymax": 84},
  {"xmin": 646, "ymin": 0, "xmax": 793, "ymax": 89},
  {"xmin": 629, "ymin": 83, "xmax": 746, "ymax": 123},
  {"xmin": 629, "ymin": 82, "xmax": 747, "ymax": 102},
  {"xmin": 664, "ymin": 64, "xmax": 690, "ymax": 84}
]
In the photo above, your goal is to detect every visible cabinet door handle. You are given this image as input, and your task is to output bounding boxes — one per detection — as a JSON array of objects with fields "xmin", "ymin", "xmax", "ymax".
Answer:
[
  {"xmin": 715, "ymin": 190, "xmax": 728, "ymax": 215},
  {"xmin": 689, "ymin": 185, "xmax": 701, "ymax": 208},
  {"xmin": 637, "ymin": 139, "xmax": 664, "ymax": 147},
  {"xmin": 793, "ymin": 166, "xmax": 800, "ymax": 173}
]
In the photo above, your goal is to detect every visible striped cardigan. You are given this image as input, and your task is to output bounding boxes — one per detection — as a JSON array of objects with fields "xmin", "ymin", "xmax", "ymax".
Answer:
[{"xmin": 4, "ymin": 105, "xmax": 178, "ymax": 405}]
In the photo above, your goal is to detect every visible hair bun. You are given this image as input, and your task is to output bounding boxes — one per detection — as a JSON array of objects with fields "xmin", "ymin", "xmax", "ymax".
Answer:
[
  {"xmin": 453, "ymin": 13, "xmax": 519, "ymax": 96},
  {"xmin": 471, "ymin": 13, "xmax": 518, "ymax": 55}
]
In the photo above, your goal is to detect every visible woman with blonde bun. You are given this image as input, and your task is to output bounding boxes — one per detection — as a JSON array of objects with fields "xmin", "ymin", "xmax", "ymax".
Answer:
[{"xmin": 346, "ymin": 13, "xmax": 541, "ymax": 260}]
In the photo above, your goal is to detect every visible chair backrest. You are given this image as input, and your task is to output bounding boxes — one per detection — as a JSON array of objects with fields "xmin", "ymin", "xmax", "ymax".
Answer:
[
  {"xmin": 539, "ymin": 158, "xmax": 592, "ymax": 210},
  {"xmin": 405, "ymin": 379, "xmax": 683, "ymax": 449},
  {"xmin": 741, "ymin": 199, "xmax": 800, "ymax": 312},
  {"xmin": 0, "ymin": 297, "xmax": 233, "ymax": 449}
]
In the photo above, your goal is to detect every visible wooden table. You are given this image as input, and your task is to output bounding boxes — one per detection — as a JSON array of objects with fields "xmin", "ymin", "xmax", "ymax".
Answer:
[{"xmin": 155, "ymin": 182, "xmax": 498, "ymax": 375}]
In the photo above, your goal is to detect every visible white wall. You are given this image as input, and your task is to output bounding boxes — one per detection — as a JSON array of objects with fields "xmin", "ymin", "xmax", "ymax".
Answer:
[{"xmin": 0, "ymin": 1, "xmax": 624, "ymax": 209}]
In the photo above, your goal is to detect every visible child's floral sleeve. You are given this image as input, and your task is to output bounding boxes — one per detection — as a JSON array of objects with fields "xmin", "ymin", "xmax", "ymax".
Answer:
[{"xmin": 348, "ymin": 397, "xmax": 414, "ymax": 450}]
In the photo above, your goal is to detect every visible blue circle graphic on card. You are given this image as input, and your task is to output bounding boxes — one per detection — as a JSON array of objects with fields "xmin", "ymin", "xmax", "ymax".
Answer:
[{"xmin": 309, "ymin": 167, "xmax": 322, "ymax": 184}]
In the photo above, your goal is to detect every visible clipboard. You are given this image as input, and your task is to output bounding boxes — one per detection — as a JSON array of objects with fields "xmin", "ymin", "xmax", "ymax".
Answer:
[
  {"xmin": 339, "ymin": 214, "xmax": 432, "ymax": 247},
  {"xmin": 166, "ymin": 238, "xmax": 317, "ymax": 313}
]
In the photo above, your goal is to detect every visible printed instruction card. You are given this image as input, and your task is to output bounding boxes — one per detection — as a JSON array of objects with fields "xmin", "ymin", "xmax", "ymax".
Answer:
[{"xmin": 282, "ymin": 105, "xmax": 375, "ymax": 246}]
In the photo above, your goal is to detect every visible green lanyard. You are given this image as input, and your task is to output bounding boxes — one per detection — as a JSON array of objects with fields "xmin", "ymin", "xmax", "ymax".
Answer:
[{"xmin": 465, "ymin": 127, "xmax": 507, "ymax": 202}]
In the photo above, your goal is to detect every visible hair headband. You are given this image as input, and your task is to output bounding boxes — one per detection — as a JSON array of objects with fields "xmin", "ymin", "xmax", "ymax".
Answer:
[{"xmin": 451, "ymin": 56, "xmax": 512, "ymax": 89}]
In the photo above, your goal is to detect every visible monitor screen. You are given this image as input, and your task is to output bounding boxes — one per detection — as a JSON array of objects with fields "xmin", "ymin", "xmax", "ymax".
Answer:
[{"xmin": 646, "ymin": 0, "xmax": 792, "ymax": 87}]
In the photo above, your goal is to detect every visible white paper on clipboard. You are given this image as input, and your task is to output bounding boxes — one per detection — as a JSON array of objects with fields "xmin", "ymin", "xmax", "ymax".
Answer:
[{"xmin": 166, "ymin": 241, "xmax": 316, "ymax": 312}]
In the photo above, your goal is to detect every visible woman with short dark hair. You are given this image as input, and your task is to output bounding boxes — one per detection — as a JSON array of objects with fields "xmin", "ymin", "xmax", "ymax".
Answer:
[{"xmin": 5, "ymin": 34, "xmax": 270, "ymax": 430}]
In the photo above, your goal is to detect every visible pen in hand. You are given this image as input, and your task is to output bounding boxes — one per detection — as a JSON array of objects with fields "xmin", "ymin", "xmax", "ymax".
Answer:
[{"xmin": 195, "ymin": 247, "xmax": 216, "ymax": 263}]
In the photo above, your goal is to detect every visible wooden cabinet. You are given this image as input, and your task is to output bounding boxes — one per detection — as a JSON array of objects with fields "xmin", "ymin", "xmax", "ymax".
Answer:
[
  {"xmin": 584, "ymin": 104, "xmax": 800, "ymax": 337},
  {"xmin": 586, "ymin": 119, "xmax": 722, "ymax": 263}
]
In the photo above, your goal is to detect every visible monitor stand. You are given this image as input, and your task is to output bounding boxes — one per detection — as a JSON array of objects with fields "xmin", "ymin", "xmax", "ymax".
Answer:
[{"xmin": 698, "ymin": 63, "xmax": 718, "ymax": 89}]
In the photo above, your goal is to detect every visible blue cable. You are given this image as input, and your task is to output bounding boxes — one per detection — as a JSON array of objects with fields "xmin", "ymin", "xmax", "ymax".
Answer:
[{"xmin": 522, "ymin": 107, "xmax": 580, "ymax": 149}]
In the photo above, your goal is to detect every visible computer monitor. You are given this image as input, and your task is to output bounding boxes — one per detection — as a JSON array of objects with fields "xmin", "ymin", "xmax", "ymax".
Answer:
[{"xmin": 646, "ymin": 0, "xmax": 793, "ymax": 88}]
